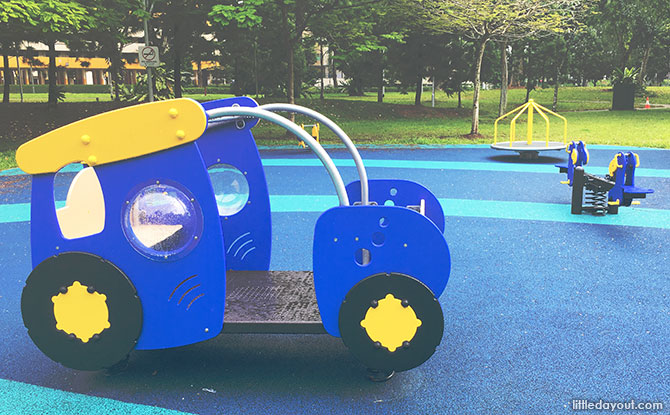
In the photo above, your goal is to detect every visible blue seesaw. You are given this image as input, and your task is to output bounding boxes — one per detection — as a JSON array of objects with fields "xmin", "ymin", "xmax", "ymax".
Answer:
[
  {"xmin": 556, "ymin": 141, "xmax": 654, "ymax": 215},
  {"xmin": 16, "ymin": 97, "xmax": 450, "ymax": 381}
]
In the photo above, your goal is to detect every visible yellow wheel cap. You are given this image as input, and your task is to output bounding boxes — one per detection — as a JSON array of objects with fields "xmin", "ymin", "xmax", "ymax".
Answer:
[
  {"xmin": 52, "ymin": 281, "xmax": 110, "ymax": 343},
  {"xmin": 360, "ymin": 294, "xmax": 422, "ymax": 352}
]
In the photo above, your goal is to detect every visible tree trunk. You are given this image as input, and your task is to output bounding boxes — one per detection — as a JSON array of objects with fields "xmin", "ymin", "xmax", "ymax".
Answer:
[
  {"xmin": 414, "ymin": 75, "xmax": 422, "ymax": 106},
  {"xmin": 330, "ymin": 47, "xmax": 338, "ymax": 88},
  {"xmin": 639, "ymin": 45, "xmax": 652, "ymax": 86},
  {"xmin": 174, "ymin": 51, "xmax": 182, "ymax": 98},
  {"xmin": 377, "ymin": 62, "xmax": 383, "ymax": 103},
  {"xmin": 2, "ymin": 52, "xmax": 12, "ymax": 104},
  {"xmin": 287, "ymin": 44, "xmax": 295, "ymax": 104},
  {"xmin": 254, "ymin": 39, "xmax": 259, "ymax": 98},
  {"xmin": 173, "ymin": 23, "xmax": 182, "ymax": 99},
  {"xmin": 110, "ymin": 49, "xmax": 121, "ymax": 102},
  {"xmin": 498, "ymin": 41, "xmax": 508, "ymax": 117},
  {"xmin": 458, "ymin": 90, "xmax": 462, "ymax": 109},
  {"xmin": 279, "ymin": 1, "xmax": 296, "ymax": 125},
  {"xmin": 47, "ymin": 40, "xmax": 58, "ymax": 108},
  {"xmin": 197, "ymin": 61, "xmax": 202, "ymax": 88},
  {"xmin": 553, "ymin": 67, "xmax": 560, "ymax": 112},
  {"xmin": 525, "ymin": 85, "xmax": 531, "ymax": 102},
  {"xmin": 280, "ymin": 1, "xmax": 294, "ymax": 106},
  {"xmin": 203, "ymin": 69, "xmax": 208, "ymax": 95},
  {"xmin": 319, "ymin": 44, "xmax": 324, "ymax": 100},
  {"xmin": 620, "ymin": 45, "xmax": 631, "ymax": 72},
  {"xmin": 113, "ymin": 68, "xmax": 120, "ymax": 101},
  {"xmin": 470, "ymin": 37, "xmax": 489, "ymax": 135}
]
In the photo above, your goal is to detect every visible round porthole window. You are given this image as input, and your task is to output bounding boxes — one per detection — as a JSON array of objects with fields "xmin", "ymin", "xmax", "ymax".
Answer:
[
  {"xmin": 122, "ymin": 184, "xmax": 202, "ymax": 260},
  {"xmin": 207, "ymin": 164, "xmax": 249, "ymax": 216}
]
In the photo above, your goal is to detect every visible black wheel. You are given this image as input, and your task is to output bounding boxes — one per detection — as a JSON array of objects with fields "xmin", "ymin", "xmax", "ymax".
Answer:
[
  {"xmin": 21, "ymin": 252, "xmax": 142, "ymax": 371},
  {"xmin": 339, "ymin": 272, "xmax": 444, "ymax": 372}
]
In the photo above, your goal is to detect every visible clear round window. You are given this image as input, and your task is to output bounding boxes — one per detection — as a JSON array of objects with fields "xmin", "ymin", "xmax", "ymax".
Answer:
[
  {"xmin": 123, "ymin": 184, "xmax": 202, "ymax": 260},
  {"xmin": 207, "ymin": 164, "xmax": 249, "ymax": 216}
]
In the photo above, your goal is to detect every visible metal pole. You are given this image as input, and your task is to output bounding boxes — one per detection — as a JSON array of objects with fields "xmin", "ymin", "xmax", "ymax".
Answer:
[
  {"xmin": 29, "ymin": 64, "xmax": 35, "ymax": 93},
  {"xmin": 16, "ymin": 56, "xmax": 24, "ymax": 102},
  {"xmin": 431, "ymin": 75, "xmax": 435, "ymax": 108},
  {"xmin": 527, "ymin": 100, "xmax": 534, "ymax": 145},
  {"xmin": 144, "ymin": 0, "xmax": 154, "ymax": 102}
]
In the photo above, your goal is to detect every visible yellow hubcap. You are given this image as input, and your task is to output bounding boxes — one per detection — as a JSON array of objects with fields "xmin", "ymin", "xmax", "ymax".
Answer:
[
  {"xmin": 52, "ymin": 281, "xmax": 110, "ymax": 343},
  {"xmin": 360, "ymin": 294, "xmax": 422, "ymax": 352}
]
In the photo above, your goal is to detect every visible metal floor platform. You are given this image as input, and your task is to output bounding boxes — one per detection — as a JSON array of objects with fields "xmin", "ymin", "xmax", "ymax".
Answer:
[{"xmin": 222, "ymin": 270, "xmax": 326, "ymax": 334}]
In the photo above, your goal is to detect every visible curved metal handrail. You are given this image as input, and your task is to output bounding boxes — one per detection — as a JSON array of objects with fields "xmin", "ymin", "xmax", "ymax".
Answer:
[
  {"xmin": 258, "ymin": 103, "xmax": 369, "ymax": 205},
  {"xmin": 205, "ymin": 106, "xmax": 350, "ymax": 206}
]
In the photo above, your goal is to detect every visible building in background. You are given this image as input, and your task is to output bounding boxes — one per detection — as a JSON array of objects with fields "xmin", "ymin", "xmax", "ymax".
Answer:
[{"xmin": 0, "ymin": 41, "xmax": 218, "ymax": 87}]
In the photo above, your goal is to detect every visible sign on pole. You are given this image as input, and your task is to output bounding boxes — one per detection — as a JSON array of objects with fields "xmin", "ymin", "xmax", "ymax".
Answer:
[{"xmin": 139, "ymin": 46, "xmax": 160, "ymax": 67}]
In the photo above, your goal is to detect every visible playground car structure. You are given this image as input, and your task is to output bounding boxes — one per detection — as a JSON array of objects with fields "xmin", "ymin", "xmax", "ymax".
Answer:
[
  {"xmin": 16, "ymin": 97, "xmax": 451, "ymax": 380},
  {"xmin": 491, "ymin": 99, "xmax": 568, "ymax": 159},
  {"xmin": 556, "ymin": 140, "xmax": 654, "ymax": 215}
]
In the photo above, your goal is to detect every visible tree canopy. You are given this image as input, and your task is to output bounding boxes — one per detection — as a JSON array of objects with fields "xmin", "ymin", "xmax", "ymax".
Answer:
[{"xmin": 2, "ymin": 0, "xmax": 670, "ymax": 135}]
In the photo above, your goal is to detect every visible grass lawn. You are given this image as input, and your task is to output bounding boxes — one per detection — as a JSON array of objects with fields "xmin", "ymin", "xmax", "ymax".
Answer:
[
  {"xmin": 3, "ymin": 92, "xmax": 113, "ymax": 102},
  {"xmin": 1, "ymin": 86, "xmax": 669, "ymax": 171},
  {"xmin": 1, "ymin": 92, "xmax": 236, "ymax": 103},
  {"xmin": 250, "ymin": 97, "xmax": 670, "ymax": 149},
  {"xmin": 325, "ymin": 86, "xmax": 670, "ymax": 113}
]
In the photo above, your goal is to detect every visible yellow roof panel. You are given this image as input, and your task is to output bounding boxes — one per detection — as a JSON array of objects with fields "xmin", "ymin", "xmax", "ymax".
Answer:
[{"xmin": 16, "ymin": 98, "xmax": 207, "ymax": 175}]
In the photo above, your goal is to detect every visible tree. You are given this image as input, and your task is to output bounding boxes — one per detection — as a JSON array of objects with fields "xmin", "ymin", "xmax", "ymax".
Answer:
[
  {"xmin": 411, "ymin": 0, "xmax": 587, "ymax": 135},
  {"xmin": 153, "ymin": 0, "xmax": 217, "ymax": 98},
  {"xmin": 438, "ymin": 37, "xmax": 470, "ymax": 109},
  {"xmin": 565, "ymin": 25, "xmax": 612, "ymax": 86},
  {"xmin": 387, "ymin": 31, "xmax": 434, "ymax": 105},
  {"xmin": 644, "ymin": 32, "xmax": 670, "ymax": 85},
  {"xmin": 211, "ymin": 0, "xmax": 317, "ymax": 99},
  {"xmin": 212, "ymin": 0, "xmax": 384, "ymax": 107},
  {"xmin": 75, "ymin": 0, "xmax": 144, "ymax": 101},
  {"xmin": 0, "ymin": 0, "xmax": 39, "ymax": 104},
  {"xmin": 313, "ymin": 2, "xmax": 403, "ymax": 102},
  {"xmin": 31, "ymin": 1, "xmax": 90, "ymax": 107},
  {"xmin": 598, "ymin": 0, "xmax": 670, "ymax": 84}
]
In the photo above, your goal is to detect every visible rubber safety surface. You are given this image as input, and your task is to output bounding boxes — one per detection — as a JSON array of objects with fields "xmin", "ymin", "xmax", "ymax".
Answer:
[{"xmin": 0, "ymin": 145, "xmax": 668, "ymax": 414}]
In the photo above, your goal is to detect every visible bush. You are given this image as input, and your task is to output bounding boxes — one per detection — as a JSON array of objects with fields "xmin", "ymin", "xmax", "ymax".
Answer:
[
  {"xmin": 183, "ymin": 85, "xmax": 232, "ymax": 95},
  {"xmin": 0, "ymin": 84, "xmax": 120, "ymax": 93},
  {"xmin": 120, "ymin": 65, "xmax": 176, "ymax": 103}
]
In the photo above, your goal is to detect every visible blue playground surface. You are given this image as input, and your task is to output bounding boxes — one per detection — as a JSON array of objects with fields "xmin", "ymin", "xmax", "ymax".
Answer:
[{"xmin": 1, "ymin": 145, "xmax": 669, "ymax": 414}]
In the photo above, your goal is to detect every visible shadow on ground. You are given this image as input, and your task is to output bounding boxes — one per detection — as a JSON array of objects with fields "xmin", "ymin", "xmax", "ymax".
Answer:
[{"xmin": 487, "ymin": 154, "xmax": 564, "ymax": 164}]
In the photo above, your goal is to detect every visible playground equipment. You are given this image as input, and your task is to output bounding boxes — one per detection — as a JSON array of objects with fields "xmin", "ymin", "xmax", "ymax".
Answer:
[
  {"xmin": 298, "ymin": 122, "xmax": 320, "ymax": 148},
  {"xmin": 556, "ymin": 141, "xmax": 653, "ymax": 215},
  {"xmin": 16, "ymin": 97, "xmax": 450, "ymax": 380},
  {"xmin": 491, "ymin": 99, "xmax": 568, "ymax": 159}
]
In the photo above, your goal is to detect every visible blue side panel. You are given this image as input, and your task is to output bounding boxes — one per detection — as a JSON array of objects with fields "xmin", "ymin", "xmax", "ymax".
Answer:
[
  {"xmin": 313, "ymin": 205, "xmax": 451, "ymax": 337},
  {"xmin": 346, "ymin": 179, "xmax": 445, "ymax": 232},
  {"xmin": 30, "ymin": 144, "xmax": 227, "ymax": 350},
  {"xmin": 197, "ymin": 97, "xmax": 271, "ymax": 271}
]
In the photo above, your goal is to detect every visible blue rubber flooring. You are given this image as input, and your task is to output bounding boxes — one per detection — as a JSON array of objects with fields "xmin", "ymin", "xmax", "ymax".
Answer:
[{"xmin": 1, "ymin": 146, "xmax": 669, "ymax": 414}]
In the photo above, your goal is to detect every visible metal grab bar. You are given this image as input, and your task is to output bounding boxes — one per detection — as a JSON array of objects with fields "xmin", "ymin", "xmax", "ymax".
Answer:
[
  {"xmin": 205, "ymin": 106, "xmax": 350, "ymax": 206},
  {"xmin": 259, "ymin": 103, "xmax": 369, "ymax": 205}
]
